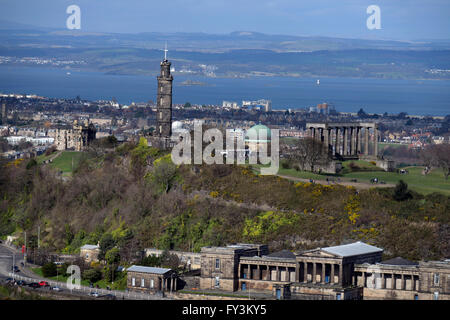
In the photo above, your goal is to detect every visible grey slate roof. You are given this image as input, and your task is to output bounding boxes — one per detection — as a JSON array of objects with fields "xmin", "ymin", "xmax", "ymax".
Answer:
[
  {"xmin": 127, "ymin": 265, "xmax": 172, "ymax": 275},
  {"xmin": 266, "ymin": 250, "xmax": 296, "ymax": 260},
  {"xmin": 322, "ymin": 241, "xmax": 383, "ymax": 258},
  {"xmin": 379, "ymin": 257, "xmax": 418, "ymax": 266},
  {"xmin": 80, "ymin": 244, "xmax": 99, "ymax": 250}
]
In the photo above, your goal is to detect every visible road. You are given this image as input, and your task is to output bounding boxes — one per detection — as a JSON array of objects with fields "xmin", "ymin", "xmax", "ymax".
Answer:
[
  {"xmin": 0, "ymin": 243, "xmax": 168, "ymax": 300},
  {"xmin": 277, "ymin": 174, "xmax": 395, "ymax": 190}
]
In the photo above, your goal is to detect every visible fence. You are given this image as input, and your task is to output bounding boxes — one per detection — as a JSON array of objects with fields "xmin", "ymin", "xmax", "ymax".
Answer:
[{"xmin": 7, "ymin": 272, "xmax": 166, "ymax": 300}]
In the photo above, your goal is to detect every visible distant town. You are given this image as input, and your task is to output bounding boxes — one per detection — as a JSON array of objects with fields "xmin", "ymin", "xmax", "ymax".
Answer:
[{"xmin": 1, "ymin": 92, "xmax": 448, "ymax": 161}]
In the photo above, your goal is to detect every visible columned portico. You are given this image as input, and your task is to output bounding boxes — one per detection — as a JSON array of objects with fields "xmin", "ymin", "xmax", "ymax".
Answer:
[{"xmin": 307, "ymin": 122, "xmax": 378, "ymax": 160}]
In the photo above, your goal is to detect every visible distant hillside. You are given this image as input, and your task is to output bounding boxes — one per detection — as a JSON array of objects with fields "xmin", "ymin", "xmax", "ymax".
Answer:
[{"xmin": 1, "ymin": 28, "xmax": 450, "ymax": 79}]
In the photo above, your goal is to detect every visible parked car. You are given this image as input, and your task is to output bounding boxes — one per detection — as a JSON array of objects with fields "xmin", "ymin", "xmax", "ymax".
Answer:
[
  {"xmin": 52, "ymin": 286, "xmax": 62, "ymax": 291},
  {"xmin": 39, "ymin": 281, "xmax": 50, "ymax": 287},
  {"xmin": 29, "ymin": 282, "xmax": 40, "ymax": 288},
  {"xmin": 89, "ymin": 291, "xmax": 100, "ymax": 297},
  {"xmin": 16, "ymin": 280, "xmax": 27, "ymax": 286}
]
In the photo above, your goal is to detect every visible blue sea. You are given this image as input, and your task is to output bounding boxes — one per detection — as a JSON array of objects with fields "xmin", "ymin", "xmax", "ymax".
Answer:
[{"xmin": 0, "ymin": 66, "xmax": 449, "ymax": 116}]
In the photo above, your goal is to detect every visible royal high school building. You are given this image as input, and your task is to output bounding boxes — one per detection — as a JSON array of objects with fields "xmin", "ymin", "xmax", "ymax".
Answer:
[{"xmin": 199, "ymin": 242, "xmax": 449, "ymax": 300}]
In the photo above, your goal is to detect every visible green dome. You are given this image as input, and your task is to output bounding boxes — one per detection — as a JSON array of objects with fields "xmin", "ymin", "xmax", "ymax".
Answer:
[{"xmin": 245, "ymin": 124, "xmax": 271, "ymax": 142}]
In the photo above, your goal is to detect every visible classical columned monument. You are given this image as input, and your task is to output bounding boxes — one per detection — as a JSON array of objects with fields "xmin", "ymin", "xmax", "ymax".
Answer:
[{"xmin": 306, "ymin": 122, "xmax": 379, "ymax": 160}]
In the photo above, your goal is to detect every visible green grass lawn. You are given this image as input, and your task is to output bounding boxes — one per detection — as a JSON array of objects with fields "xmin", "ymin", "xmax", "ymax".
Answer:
[
  {"xmin": 343, "ymin": 166, "xmax": 450, "ymax": 195},
  {"xmin": 49, "ymin": 151, "xmax": 83, "ymax": 173},
  {"xmin": 31, "ymin": 267, "xmax": 90, "ymax": 287},
  {"xmin": 255, "ymin": 161, "xmax": 450, "ymax": 195},
  {"xmin": 37, "ymin": 151, "xmax": 83, "ymax": 175}
]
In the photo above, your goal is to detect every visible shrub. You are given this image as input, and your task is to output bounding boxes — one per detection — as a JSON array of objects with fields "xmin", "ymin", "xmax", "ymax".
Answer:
[
  {"xmin": 41, "ymin": 262, "xmax": 57, "ymax": 277},
  {"xmin": 82, "ymin": 268, "xmax": 102, "ymax": 283},
  {"xmin": 393, "ymin": 180, "xmax": 412, "ymax": 201},
  {"xmin": 281, "ymin": 160, "xmax": 291, "ymax": 169}
]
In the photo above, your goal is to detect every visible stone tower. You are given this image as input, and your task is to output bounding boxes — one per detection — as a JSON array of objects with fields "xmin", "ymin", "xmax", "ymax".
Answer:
[{"xmin": 156, "ymin": 46, "xmax": 173, "ymax": 146}]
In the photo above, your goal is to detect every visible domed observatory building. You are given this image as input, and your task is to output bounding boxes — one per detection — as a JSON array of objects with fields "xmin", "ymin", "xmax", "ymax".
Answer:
[{"xmin": 245, "ymin": 124, "xmax": 271, "ymax": 153}]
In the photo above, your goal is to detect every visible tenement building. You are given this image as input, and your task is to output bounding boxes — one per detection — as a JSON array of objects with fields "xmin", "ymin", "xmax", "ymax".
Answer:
[
  {"xmin": 199, "ymin": 241, "xmax": 450, "ymax": 300},
  {"xmin": 51, "ymin": 119, "xmax": 96, "ymax": 151}
]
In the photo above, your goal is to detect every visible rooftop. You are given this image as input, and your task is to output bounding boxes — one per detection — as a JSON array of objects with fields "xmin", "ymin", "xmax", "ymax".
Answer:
[
  {"xmin": 266, "ymin": 250, "xmax": 296, "ymax": 260},
  {"xmin": 127, "ymin": 265, "xmax": 172, "ymax": 275},
  {"xmin": 80, "ymin": 244, "xmax": 99, "ymax": 250},
  {"xmin": 321, "ymin": 241, "xmax": 383, "ymax": 258},
  {"xmin": 379, "ymin": 257, "xmax": 418, "ymax": 266}
]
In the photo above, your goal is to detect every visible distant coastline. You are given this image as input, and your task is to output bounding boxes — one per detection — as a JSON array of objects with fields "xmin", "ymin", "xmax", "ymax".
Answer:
[
  {"xmin": 0, "ymin": 65, "xmax": 449, "ymax": 116},
  {"xmin": 180, "ymin": 80, "xmax": 209, "ymax": 86}
]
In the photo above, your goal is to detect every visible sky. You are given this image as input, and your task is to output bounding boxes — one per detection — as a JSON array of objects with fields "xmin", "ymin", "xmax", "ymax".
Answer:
[{"xmin": 0, "ymin": 0, "xmax": 449, "ymax": 40}]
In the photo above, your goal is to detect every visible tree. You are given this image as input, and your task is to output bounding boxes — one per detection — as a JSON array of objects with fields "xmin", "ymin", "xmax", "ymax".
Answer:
[
  {"xmin": 82, "ymin": 268, "xmax": 102, "ymax": 283},
  {"xmin": 105, "ymin": 247, "xmax": 120, "ymax": 265},
  {"xmin": 393, "ymin": 180, "xmax": 412, "ymax": 201},
  {"xmin": 99, "ymin": 233, "xmax": 116, "ymax": 261},
  {"xmin": 426, "ymin": 144, "xmax": 450, "ymax": 180},
  {"xmin": 152, "ymin": 159, "xmax": 177, "ymax": 193},
  {"xmin": 183, "ymin": 102, "xmax": 191, "ymax": 109},
  {"xmin": 42, "ymin": 262, "xmax": 57, "ymax": 277},
  {"xmin": 283, "ymin": 137, "xmax": 331, "ymax": 172},
  {"xmin": 140, "ymin": 254, "xmax": 162, "ymax": 267}
]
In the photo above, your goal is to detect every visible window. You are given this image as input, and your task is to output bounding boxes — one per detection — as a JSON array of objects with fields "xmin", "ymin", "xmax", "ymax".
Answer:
[
  {"xmin": 141, "ymin": 278, "xmax": 145, "ymax": 287},
  {"xmin": 132, "ymin": 278, "xmax": 135, "ymax": 286},
  {"xmin": 215, "ymin": 259, "xmax": 220, "ymax": 269},
  {"xmin": 150, "ymin": 279, "xmax": 154, "ymax": 288},
  {"xmin": 434, "ymin": 273, "xmax": 440, "ymax": 286},
  {"xmin": 159, "ymin": 112, "xmax": 162, "ymax": 119},
  {"xmin": 434, "ymin": 292, "xmax": 439, "ymax": 300},
  {"xmin": 215, "ymin": 276, "xmax": 220, "ymax": 288}
]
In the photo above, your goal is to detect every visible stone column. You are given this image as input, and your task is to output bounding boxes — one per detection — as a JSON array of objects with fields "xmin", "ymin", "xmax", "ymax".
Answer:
[
  {"xmin": 276, "ymin": 266, "xmax": 280, "ymax": 281},
  {"xmin": 312, "ymin": 263, "xmax": 317, "ymax": 283},
  {"xmin": 295, "ymin": 263, "xmax": 300, "ymax": 282},
  {"xmin": 338, "ymin": 264, "xmax": 343, "ymax": 286},
  {"xmin": 336, "ymin": 128, "xmax": 341, "ymax": 155},
  {"xmin": 373, "ymin": 126, "xmax": 378, "ymax": 157},
  {"xmin": 357, "ymin": 127, "xmax": 362, "ymax": 154},
  {"xmin": 248, "ymin": 264, "xmax": 251, "ymax": 279},
  {"xmin": 331, "ymin": 264, "xmax": 335, "ymax": 284},
  {"xmin": 392, "ymin": 273, "xmax": 395, "ymax": 289},
  {"xmin": 381, "ymin": 273, "xmax": 385, "ymax": 289},
  {"xmin": 364, "ymin": 127, "xmax": 369, "ymax": 156},
  {"xmin": 400, "ymin": 274, "xmax": 404, "ymax": 290},
  {"xmin": 324, "ymin": 129, "xmax": 329, "ymax": 153},
  {"xmin": 257, "ymin": 265, "xmax": 261, "ymax": 280},
  {"xmin": 304, "ymin": 262, "xmax": 308, "ymax": 283},
  {"xmin": 351, "ymin": 127, "xmax": 356, "ymax": 156},
  {"xmin": 238, "ymin": 263, "xmax": 241, "ymax": 279},
  {"xmin": 362, "ymin": 272, "xmax": 366, "ymax": 287},
  {"xmin": 322, "ymin": 263, "xmax": 326, "ymax": 283},
  {"xmin": 266, "ymin": 266, "xmax": 271, "ymax": 281}
]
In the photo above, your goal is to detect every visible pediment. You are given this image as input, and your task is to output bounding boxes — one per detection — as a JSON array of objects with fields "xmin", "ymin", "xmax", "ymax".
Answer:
[{"xmin": 298, "ymin": 249, "xmax": 339, "ymax": 259}]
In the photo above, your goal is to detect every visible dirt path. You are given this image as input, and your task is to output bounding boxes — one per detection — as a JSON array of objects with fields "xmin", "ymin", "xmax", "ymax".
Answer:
[{"xmin": 277, "ymin": 174, "xmax": 395, "ymax": 190}]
